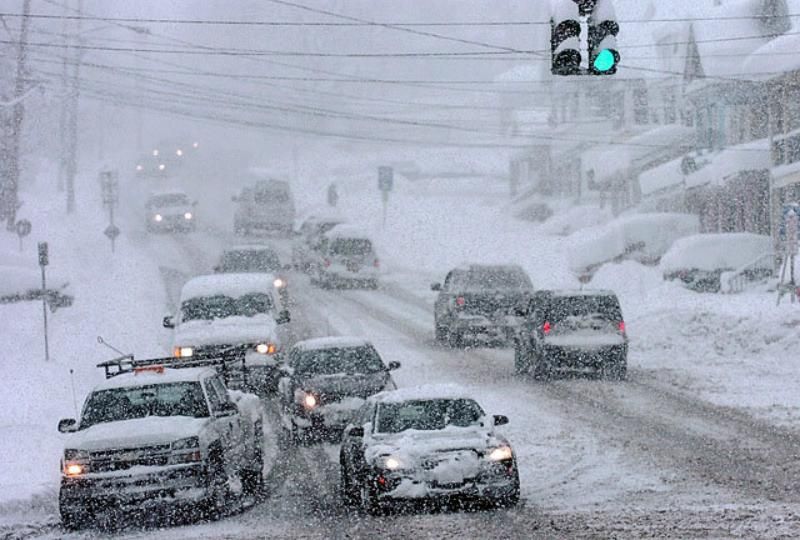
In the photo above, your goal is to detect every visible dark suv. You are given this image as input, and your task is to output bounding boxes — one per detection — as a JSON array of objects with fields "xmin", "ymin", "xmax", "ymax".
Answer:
[
  {"xmin": 432, "ymin": 264, "xmax": 534, "ymax": 347},
  {"xmin": 514, "ymin": 290, "xmax": 627, "ymax": 380}
]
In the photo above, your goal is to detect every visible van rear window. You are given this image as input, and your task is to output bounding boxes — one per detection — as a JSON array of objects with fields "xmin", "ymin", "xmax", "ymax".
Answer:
[
  {"xmin": 542, "ymin": 296, "xmax": 621, "ymax": 323},
  {"xmin": 330, "ymin": 238, "xmax": 373, "ymax": 256}
]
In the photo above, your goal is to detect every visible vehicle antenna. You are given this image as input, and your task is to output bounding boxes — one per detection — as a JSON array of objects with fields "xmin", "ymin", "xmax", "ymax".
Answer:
[
  {"xmin": 97, "ymin": 335, "xmax": 126, "ymax": 356},
  {"xmin": 69, "ymin": 368, "xmax": 78, "ymax": 418}
]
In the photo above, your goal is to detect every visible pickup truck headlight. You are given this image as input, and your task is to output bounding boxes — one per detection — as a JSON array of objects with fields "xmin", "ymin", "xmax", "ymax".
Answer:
[
  {"xmin": 295, "ymin": 389, "xmax": 319, "ymax": 410},
  {"xmin": 173, "ymin": 346, "xmax": 194, "ymax": 358},
  {"xmin": 486, "ymin": 446, "xmax": 514, "ymax": 462},
  {"xmin": 255, "ymin": 342, "xmax": 277, "ymax": 355},
  {"xmin": 169, "ymin": 436, "xmax": 201, "ymax": 465},
  {"xmin": 63, "ymin": 449, "xmax": 90, "ymax": 476},
  {"xmin": 380, "ymin": 456, "xmax": 403, "ymax": 471}
]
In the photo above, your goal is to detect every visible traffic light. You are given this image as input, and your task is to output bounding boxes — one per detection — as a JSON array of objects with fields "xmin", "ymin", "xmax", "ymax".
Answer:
[
  {"xmin": 550, "ymin": 2, "xmax": 581, "ymax": 76},
  {"xmin": 587, "ymin": 0, "xmax": 620, "ymax": 75}
]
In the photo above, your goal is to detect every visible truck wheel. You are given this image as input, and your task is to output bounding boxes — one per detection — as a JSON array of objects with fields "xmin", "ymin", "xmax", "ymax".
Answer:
[
  {"xmin": 448, "ymin": 328, "xmax": 464, "ymax": 349},
  {"xmin": 360, "ymin": 481, "xmax": 383, "ymax": 515},
  {"xmin": 241, "ymin": 424, "xmax": 264, "ymax": 496},
  {"xmin": 434, "ymin": 322, "xmax": 449, "ymax": 344},
  {"xmin": 514, "ymin": 345, "xmax": 530, "ymax": 375},
  {"xmin": 489, "ymin": 468, "xmax": 520, "ymax": 508},
  {"xmin": 60, "ymin": 504, "xmax": 91, "ymax": 531},
  {"xmin": 603, "ymin": 355, "xmax": 627, "ymax": 381},
  {"xmin": 340, "ymin": 464, "xmax": 358, "ymax": 506},
  {"xmin": 202, "ymin": 454, "xmax": 229, "ymax": 520},
  {"xmin": 532, "ymin": 351, "xmax": 552, "ymax": 381}
]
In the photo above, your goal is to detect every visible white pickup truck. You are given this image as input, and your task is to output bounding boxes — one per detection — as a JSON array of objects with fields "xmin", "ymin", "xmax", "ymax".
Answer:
[{"xmin": 57, "ymin": 362, "xmax": 264, "ymax": 530}]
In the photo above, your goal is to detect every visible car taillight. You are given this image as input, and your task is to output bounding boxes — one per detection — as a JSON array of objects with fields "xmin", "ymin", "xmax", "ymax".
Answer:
[
  {"xmin": 618, "ymin": 321, "xmax": 626, "ymax": 333},
  {"xmin": 455, "ymin": 296, "xmax": 465, "ymax": 307},
  {"xmin": 542, "ymin": 321, "xmax": 551, "ymax": 335},
  {"xmin": 374, "ymin": 258, "xmax": 380, "ymax": 268},
  {"xmin": 324, "ymin": 258, "xmax": 331, "ymax": 267}
]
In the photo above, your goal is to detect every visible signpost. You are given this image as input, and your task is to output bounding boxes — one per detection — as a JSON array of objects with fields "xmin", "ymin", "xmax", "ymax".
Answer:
[
  {"xmin": 15, "ymin": 219, "xmax": 31, "ymax": 252},
  {"xmin": 378, "ymin": 166, "xmax": 393, "ymax": 228},
  {"xmin": 38, "ymin": 241, "xmax": 50, "ymax": 361},
  {"xmin": 100, "ymin": 170, "xmax": 120, "ymax": 252}
]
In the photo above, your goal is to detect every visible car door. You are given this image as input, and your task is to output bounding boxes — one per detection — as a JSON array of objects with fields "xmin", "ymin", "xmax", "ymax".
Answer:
[
  {"xmin": 205, "ymin": 377, "xmax": 244, "ymax": 468},
  {"xmin": 434, "ymin": 271, "xmax": 456, "ymax": 322},
  {"xmin": 343, "ymin": 403, "xmax": 374, "ymax": 478}
]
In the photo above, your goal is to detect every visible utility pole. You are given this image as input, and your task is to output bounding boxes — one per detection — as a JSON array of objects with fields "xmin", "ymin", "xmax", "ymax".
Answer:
[
  {"xmin": 3, "ymin": 0, "xmax": 32, "ymax": 231},
  {"xmin": 58, "ymin": 0, "xmax": 70, "ymax": 193},
  {"xmin": 65, "ymin": 0, "xmax": 83, "ymax": 214}
]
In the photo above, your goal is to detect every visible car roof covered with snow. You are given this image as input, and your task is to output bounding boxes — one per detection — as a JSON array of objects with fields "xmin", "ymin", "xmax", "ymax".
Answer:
[
  {"xmin": 369, "ymin": 384, "xmax": 477, "ymax": 405},
  {"xmin": 538, "ymin": 289, "xmax": 619, "ymax": 298},
  {"xmin": 92, "ymin": 367, "xmax": 215, "ymax": 392},
  {"xmin": 180, "ymin": 273, "xmax": 277, "ymax": 301},
  {"xmin": 323, "ymin": 224, "xmax": 372, "ymax": 240},
  {"xmin": 226, "ymin": 244, "xmax": 278, "ymax": 253},
  {"xmin": 292, "ymin": 336, "xmax": 373, "ymax": 352}
]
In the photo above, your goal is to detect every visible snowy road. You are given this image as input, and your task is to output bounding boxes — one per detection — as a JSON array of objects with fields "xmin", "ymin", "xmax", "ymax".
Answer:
[{"xmin": 7, "ymin": 227, "xmax": 800, "ymax": 538}]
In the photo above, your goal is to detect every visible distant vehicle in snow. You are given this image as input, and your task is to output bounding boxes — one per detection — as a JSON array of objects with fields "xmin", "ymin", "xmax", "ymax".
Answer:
[
  {"xmin": 163, "ymin": 273, "xmax": 291, "ymax": 393},
  {"xmin": 514, "ymin": 289, "xmax": 627, "ymax": 380},
  {"xmin": 312, "ymin": 225, "xmax": 380, "ymax": 289},
  {"xmin": 432, "ymin": 264, "xmax": 534, "ymax": 348},
  {"xmin": 292, "ymin": 213, "xmax": 346, "ymax": 273},
  {"xmin": 233, "ymin": 179, "xmax": 295, "ymax": 236},
  {"xmin": 57, "ymin": 362, "xmax": 264, "ymax": 530},
  {"xmin": 145, "ymin": 191, "xmax": 197, "ymax": 233},
  {"xmin": 339, "ymin": 384, "xmax": 520, "ymax": 514},
  {"xmin": 277, "ymin": 337, "xmax": 399, "ymax": 443},
  {"xmin": 214, "ymin": 244, "xmax": 290, "ymax": 305},
  {"xmin": 660, "ymin": 233, "xmax": 774, "ymax": 293}
]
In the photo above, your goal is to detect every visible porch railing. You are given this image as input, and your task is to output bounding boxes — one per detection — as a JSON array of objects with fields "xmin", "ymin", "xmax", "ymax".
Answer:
[{"xmin": 720, "ymin": 252, "xmax": 776, "ymax": 294}]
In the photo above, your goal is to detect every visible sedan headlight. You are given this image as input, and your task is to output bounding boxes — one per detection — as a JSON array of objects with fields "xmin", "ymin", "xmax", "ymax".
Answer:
[
  {"xmin": 487, "ymin": 446, "xmax": 514, "ymax": 462},
  {"xmin": 295, "ymin": 389, "xmax": 319, "ymax": 410},
  {"xmin": 255, "ymin": 342, "xmax": 277, "ymax": 355},
  {"xmin": 184, "ymin": 212, "xmax": 193, "ymax": 220},
  {"xmin": 273, "ymin": 277, "xmax": 286, "ymax": 289},
  {"xmin": 154, "ymin": 214, "xmax": 163, "ymax": 222},
  {"xmin": 381, "ymin": 456, "xmax": 402, "ymax": 471}
]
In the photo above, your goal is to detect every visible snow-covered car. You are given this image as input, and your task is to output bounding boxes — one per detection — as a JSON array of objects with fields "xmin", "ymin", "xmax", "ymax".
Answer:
[
  {"xmin": 432, "ymin": 264, "xmax": 534, "ymax": 348},
  {"xmin": 514, "ymin": 289, "xmax": 627, "ymax": 380},
  {"xmin": 660, "ymin": 233, "xmax": 774, "ymax": 292},
  {"xmin": 213, "ymin": 244, "xmax": 290, "ymax": 305},
  {"xmin": 339, "ymin": 385, "xmax": 519, "ymax": 513},
  {"xmin": 57, "ymin": 363, "xmax": 264, "ymax": 530},
  {"xmin": 292, "ymin": 214, "xmax": 346, "ymax": 273},
  {"xmin": 145, "ymin": 191, "xmax": 197, "ymax": 233},
  {"xmin": 278, "ymin": 337, "xmax": 400, "ymax": 442},
  {"xmin": 163, "ymin": 273, "xmax": 291, "ymax": 393},
  {"xmin": 312, "ymin": 225, "xmax": 380, "ymax": 289},
  {"xmin": 233, "ymin": 179, "xmax": 295, "ymax": 236}
]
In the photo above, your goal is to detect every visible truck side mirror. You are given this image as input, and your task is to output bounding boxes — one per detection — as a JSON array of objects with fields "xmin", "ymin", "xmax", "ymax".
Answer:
[
  {"xmin": 276, "ymin": 310, "xmax": 291, "ymax": 325},
  {"xmin": 163, "ymin": 315, "xmax": 175, "ymax": 329},
  {"xmin": 58, "ymin": 418, "xmax": 77, "ymax": 433},
  {"xmin": 431, "ymin": 283, "xmax": 442, "ymax": 292},
  {"xmin": 493, "ymin": 415, "xmax": 509, "ymax": 426},
  {"xmin": 348, "ymin": 426, "xmax": 364, "ymax": 438},
  {"xmin": 387, "ymin": 361, "xmax": 401, "ymax": 371}
]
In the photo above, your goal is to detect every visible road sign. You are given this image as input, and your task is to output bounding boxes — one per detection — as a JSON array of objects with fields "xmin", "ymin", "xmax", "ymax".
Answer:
[
  {"xmin": 378, "ymin": 166, "xmax": 394, "ymax": 192},
  {"xmin": 38, "ymin": 242, "xmax": 49, "ymax": 267},
  {"xmin": 15, "ymin": 219, "xmax": 31, "ymax": 238},
  {"xmin": 104, "ymin": 224, "xmax": 121, "ymax": 241}
]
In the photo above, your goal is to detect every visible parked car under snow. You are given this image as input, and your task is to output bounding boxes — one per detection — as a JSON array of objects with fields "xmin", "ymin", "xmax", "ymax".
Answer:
[
  {"xmin": 339, "ymin": 385, "xmax": 519, "ymax": 514},
  {"xmin": 660, "ymin": 233, "xmax": 774, "ymax": 292}
]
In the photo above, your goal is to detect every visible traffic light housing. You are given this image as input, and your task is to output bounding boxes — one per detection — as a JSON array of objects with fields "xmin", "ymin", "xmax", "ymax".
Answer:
[
  {"xmin": 550, "ymin": 2, "xmax": 582, "ymax": 76},
  {"xmin": 588, "ymin": 0, "xmax": 620, "ymax": 75}
]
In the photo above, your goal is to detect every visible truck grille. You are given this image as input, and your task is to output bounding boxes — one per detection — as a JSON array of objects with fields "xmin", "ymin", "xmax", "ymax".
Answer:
[{"xmin": 90, "ymin": 444, "xmax": 172, "ymax": 472}]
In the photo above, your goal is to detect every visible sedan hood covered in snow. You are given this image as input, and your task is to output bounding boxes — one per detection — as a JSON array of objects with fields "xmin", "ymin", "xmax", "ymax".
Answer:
[{"xmin": 365, "ymin": 424, "xmax": 501, "ymax": 464}]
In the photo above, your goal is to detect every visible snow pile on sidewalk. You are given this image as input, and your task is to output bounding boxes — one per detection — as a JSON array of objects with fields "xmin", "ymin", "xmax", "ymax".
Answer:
[{"xmin": 0, "ymin": 175, "xmax": 168, "ymax": 511}]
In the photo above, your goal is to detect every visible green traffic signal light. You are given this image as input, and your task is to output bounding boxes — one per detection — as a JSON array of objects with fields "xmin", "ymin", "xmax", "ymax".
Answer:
[{"xmin": 593, "ymin": 49, "xmax": 616, "ymax": 72}]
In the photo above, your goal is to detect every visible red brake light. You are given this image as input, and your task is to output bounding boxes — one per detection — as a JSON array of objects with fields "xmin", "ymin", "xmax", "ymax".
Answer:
[
  {"xmin": 455, "ymin": 296, "xmax": 465, "ymax": 307},
  {"xmin": 324, "ymin": 258, "xmax": 331, "ymax": 267},
  {"xmin": 374, "ymin": 258, "xmax": 380, "ymax": 268},
  {"xmin": 542, "ymin": 321, "xmax": 551, "ymax": 335},
  {"xmin": 135, "ymin": 365, "xmax": 164, "ymax": 375},
  {"xmin": 618, "ymin": 321, "xmax": 626, "ymax": 333}
]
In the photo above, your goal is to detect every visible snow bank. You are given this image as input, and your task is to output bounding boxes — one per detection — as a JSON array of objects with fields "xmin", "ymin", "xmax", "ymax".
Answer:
[
  {"xmin": 538, "ymin": 205, "xmax": 613, "ymax": 237},
  {"xmin": 660, "ymin": 233, "xmax": 773, "ymax": 273},
  {"xmin": 568, "ymin": 213, "xmax": 700, "ymax": 272}
]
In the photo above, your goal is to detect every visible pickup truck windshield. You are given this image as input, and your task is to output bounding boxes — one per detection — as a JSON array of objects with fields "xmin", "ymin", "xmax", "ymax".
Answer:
[
  {"xmin": 80, "ymin": 382, "xmax": 209, "ymax": 428},
  {"xmin": 376, "ymin": 399, "xmax": 484, "ymax": 433},
  {"xmin": 293, "ymin": 346, "xmax": 384, "ymax": 375},
  {"xmin": 181, "ymin": 293, "xmax": 273, "ymax": 321},
  {"xmin": 149, "ymin": 194, "xmax": 188, "ymax": 207}
]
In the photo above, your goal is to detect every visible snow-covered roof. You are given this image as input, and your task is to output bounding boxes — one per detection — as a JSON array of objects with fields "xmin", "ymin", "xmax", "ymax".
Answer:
[
  {"xmin": 227, "ymin": 244, "xmax": 277, "ymax": 253},
  {"xmin": 544, "ymin": 289, "xmax": 618, "ymax": 298},
  {"xmin": 685, "ymin": 139, "xmax": 770, "ymax": 189},
  {"xmin": 741, "ymin": 3, "xmax": 800, "ymax": 78},
  {"xmin": 638, "ymin": 155, "xmax": 687, "ymax": 197},
  {"xmin": 324, "ymin": 224, "xmax": 371, "ymax": 240},
  {"xmin": 93, "ymin": 367, "xmax": 213, "ymax": 391},
  {"xmin": 370, "ymin": 384, "xmax": 475, "ymax": 404},
  {"xmin": 660, "ymin": 233, "xmax": 773, "ymax": 272},
  {"xmin": 180, "ymin": 273, "xmax": 277, "ymax": 301},
  {"xmin": 292, "ymin": 336, "xmax": 372, "ymax": 352}
]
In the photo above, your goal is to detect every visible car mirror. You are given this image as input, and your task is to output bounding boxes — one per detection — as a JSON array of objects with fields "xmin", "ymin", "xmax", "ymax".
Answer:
[
  {"xmin": 162, "ymin": 315, "xmax": 175, "ymax": 329},
  {"xmin": 430, "ymin": 283, "xmax": 442, "ymax": 292},
  {"xmin": 387, "ymin": 361, "xmax": 401, "ymax": 371},
  {"xmin": 514, "ymin": 306, "xmax": 529, "ymax": 317},
  {"xmin": 348, "ymin": 426, "xmax": 364, "ymax": 438},
  {"xmin": 493, "ymin": 415, "xmax": 509, "ymax": 426},
  {"xmin": 58, "ymin": 418, "xmax": 77, "ymax": 433},
  {"xmin": 276, "ymin": 310, "xmax": 291, "ymax": 325},
  {"xmin": 215, "ymin": 403, "xmax": 238, "ymax": 417}
]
